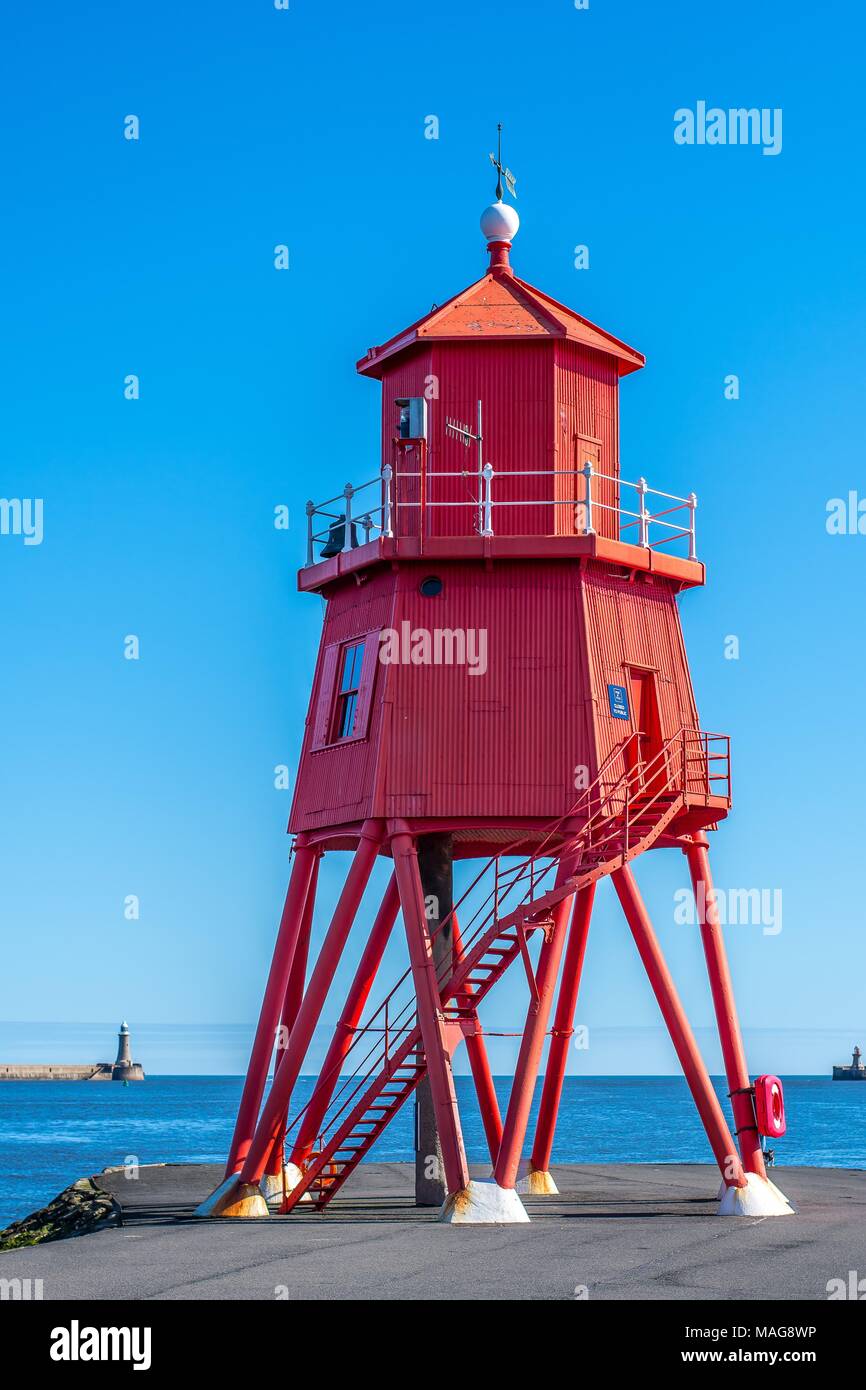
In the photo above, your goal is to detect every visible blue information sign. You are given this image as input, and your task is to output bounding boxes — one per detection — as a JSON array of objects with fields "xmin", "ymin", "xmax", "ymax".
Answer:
[{"xmin": 607, "ymin": 683, "xmax": 630, "ymax": 720}]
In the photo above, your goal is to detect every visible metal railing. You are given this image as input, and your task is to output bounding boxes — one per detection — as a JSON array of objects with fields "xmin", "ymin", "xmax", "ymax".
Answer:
[{"xmin": 304, "ymin": 461, "xmax": 697, "ymax": 564}]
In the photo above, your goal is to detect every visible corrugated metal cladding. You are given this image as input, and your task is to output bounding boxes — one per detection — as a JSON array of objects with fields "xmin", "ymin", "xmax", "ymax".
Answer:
[
  {"xmin": 424, "ymin": 342, "xmax": 554, "ymax": 538},
  {"xmin": 377, "ymin": 348, "xmax": 432, "ymax": 539},
  {"xmin": 289, "ymin": 571, "xmax": 396, "ymax": 832},
  {"xmin": 384, "ymin": 560, "xmax": 590, "ymax": 820},
  {"xmin": 290, "ymin": 559, "xmax": 703, "ymax": 836},
  {"xmin": 291, "ymin": 559, "xmax": 598, "ymax": 833},
  {"xmin": 376, "ymin": 340, "xmax": 627, "ymax": 542},
  {"xmin": 554, "ymin": 341, "xmax": 620, "ymax": 541},
  {"xmin": 580, "ymin": 562, "xmax": 700, "ymax": 776},
  {"xmin": 374, "ymin": 339, "xmax": 626, "ymax": 544}
]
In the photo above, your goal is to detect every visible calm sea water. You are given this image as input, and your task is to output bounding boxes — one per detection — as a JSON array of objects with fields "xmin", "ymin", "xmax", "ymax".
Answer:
[{"xmin": 1, "ymin": 1075, "xmax": 863, "ymax": 1228}]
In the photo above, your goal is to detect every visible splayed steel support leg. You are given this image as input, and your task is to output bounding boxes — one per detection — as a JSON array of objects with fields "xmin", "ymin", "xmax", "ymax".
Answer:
[
  {"xmin": 391, "ymin": 825, "xmax": 470, "ymax": 1202},
  {"xmin": 289, "ymin": 872, "xmax": 400, "ymax": 1174},
  {"xmin": 684, "ymin": 834, "xmax": 766, "ymax": 1180},
  {"xmin": 452, "ymin": 913, "xmax": 503, "ymax": 1166},
  {"xmin": 612, "ymin": 864, "xmax": 746, "ymax": 1189},
  {"xmin": 261, "ymin": 853, "xmax": 320, "ymax": 1196},
  {"xmin": 195, "ymin": 822, "xmax": 384, "ymax": 1217},
  {"xmin": 494, "ymin": 864, "xmax": 575, "ymax": 1191},
  {"xmin": 529, "ymin": 882, "xmax": 596, "ymax": 1188},
  {"xmin": 224, "ymin": 838, "xmax": 318, "ymax": 1178},
  {"xmin": 237, "ymin": 821, "xmax": 383, "ymax": 1190}
]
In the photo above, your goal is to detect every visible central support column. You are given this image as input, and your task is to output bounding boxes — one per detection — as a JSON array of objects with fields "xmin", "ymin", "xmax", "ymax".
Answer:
[
  {"xmin": 414, "ymin": 833, "xmax": 454, "ymax": 1205},
  {"xmin": 391, "ymin": 826, "xmax": 470, "ymax": 1201}
]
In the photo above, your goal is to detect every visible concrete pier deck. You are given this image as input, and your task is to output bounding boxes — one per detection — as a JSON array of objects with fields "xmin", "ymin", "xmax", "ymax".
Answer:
[{"xmin": 4, "ymin": 1162, "xmax": 864, "ymax": 1300}]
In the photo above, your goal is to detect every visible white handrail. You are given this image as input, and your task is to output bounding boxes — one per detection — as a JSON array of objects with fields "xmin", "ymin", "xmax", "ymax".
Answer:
[{"xmin": 303, "ymin": 461, "xmax": 699, "ymax": 564}]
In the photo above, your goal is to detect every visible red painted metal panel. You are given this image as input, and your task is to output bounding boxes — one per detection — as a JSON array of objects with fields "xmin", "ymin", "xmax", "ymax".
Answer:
[
  {"xmin": 290, "ymin": 556, "xmax": 705, "ymax": 838},
  {"xmin": 554, "ymin": 341, "xmax": 620, "ymax": 541},
  {"xmin": 376, "ymin": 338, "xmax": 626, "ymax": 544},
  {"xmin": 427, "ymin": 340, "xmax": 555, "ymax": 538},
  {"xmin": 289, "ymin": 572, "xmax": 396, "ymax": 833},
  {"xmin": 310, "ymin": 642, "xmax": 339, "ymax": 751},
  {"xmin": 580, "ymin": 563, "xmax": 700, "ymax": 789}
]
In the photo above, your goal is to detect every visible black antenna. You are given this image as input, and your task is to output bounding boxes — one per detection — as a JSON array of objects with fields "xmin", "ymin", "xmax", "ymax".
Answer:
[{"xmin": 489, "ymin": 122, "xmax": 517, "ymax": 200}]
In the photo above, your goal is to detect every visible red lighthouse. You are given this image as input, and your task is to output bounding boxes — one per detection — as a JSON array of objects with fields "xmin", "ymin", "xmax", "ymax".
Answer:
[{"xmin": 200, "ymin": 146, "xmax": 793, "ymax": 1223}]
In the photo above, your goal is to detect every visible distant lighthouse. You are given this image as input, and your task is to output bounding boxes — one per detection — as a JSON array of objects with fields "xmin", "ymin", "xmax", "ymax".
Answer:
[
  {"xmin": 833, "ymin": 1045, "xmax": 865, "ymax": 1081},
  {"xmin": 111, "ymin": 1021, "xmax": 144, "ymax": 1081}
]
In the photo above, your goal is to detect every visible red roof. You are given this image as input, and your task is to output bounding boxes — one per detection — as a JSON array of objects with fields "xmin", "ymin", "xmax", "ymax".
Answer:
[{"xmin": 356, "ymin": 266, "xmax": 645, "ymax": 378}]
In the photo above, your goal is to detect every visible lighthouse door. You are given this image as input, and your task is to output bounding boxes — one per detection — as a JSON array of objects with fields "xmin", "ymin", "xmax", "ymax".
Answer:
[
  {"xmin": 560, "ymin": 436, "xmax": 601, "ymax": 536},
  {"xmin": 625, "ymin": 668, "xmax": 665, "ymax": 796}
]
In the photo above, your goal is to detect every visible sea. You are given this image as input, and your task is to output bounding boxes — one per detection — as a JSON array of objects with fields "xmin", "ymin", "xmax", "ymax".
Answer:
[{"xmin": 1, "ymin": 1074, "xmax": 864, "ymax": 1230}]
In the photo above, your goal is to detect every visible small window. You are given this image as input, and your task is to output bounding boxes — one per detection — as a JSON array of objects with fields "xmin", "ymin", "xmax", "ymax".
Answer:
[
  {"xmin": 333, "ymin": 641, "xmax": 365, "ymax": 740},
  {"xmin": 395, "ymin": 396, "xmax": 427, "ymax": 440},
  {"xmin": 419, "ymin": 575, "xmax": 443, "ymax": 597}
]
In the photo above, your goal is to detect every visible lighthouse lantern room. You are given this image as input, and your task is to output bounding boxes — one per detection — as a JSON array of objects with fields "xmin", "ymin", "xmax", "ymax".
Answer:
[{"xmin": 199, "ymin": 137, "xmax": 793, "ymax": 1223}]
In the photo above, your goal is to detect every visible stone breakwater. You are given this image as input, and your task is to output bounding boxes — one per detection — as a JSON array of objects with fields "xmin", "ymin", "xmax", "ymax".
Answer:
[{"xmin": 0, "ymin": 1063, "xmax": 144, "ymax": 1081}]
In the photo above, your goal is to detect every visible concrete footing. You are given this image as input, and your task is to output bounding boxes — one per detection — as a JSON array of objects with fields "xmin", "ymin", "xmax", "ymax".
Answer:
[
  {"xmin": 515, "ymin": 1164, "xmax": 560, "ymax": 1196},
  {"xmin": 193, "ymin": 1176, "xmax": 269, "ymax": 1219},
  {"xmin": 440, "ymin": 1179, "xmax": 530, "ymax": 1224},
  {"xmin": 717, "ymin": 1172, "xmax": 795, "ymax": 1217},
  {"xmin": 259, "ymin": 1162, "xmax": 311, "ymax": 1207}
]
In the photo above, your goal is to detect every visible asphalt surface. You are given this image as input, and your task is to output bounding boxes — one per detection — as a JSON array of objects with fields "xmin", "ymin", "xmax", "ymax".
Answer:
[{"xmin": 3, "ymin": 1162, "xmax": 863, "ymax": 1300}]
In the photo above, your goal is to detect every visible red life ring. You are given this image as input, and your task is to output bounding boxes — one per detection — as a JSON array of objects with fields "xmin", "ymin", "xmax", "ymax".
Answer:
[{"xmin": 754, "ymin": 1074, "xmax": 786, "ymax": 1137}]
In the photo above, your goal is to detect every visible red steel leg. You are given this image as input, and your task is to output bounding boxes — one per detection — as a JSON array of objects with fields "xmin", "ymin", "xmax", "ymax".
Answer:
[
  {"xmin": 494, "ymin": 867, "xmax": 575, "ymax": 1189},
  {"xmin": 685, "ymin": 834, "xmax": 766, "ymax": 1180},
  {"xmin": 530, "ymin": 882, "xmax": 596, "ymax": 1174},
  {"xmin": 265, "ymin": 852, "xmax": 320, "ymax": 1178},
  {"xmin": 391, "ymin": 825, "xmax": 470, "ymax": 1197},
  {"xmin": 452, "ymin": 913, "xmax": 502, "ymax": 1164},
  {"xmin": 612, "ymin": 864, "xmax": 746, "ymax": 1188},
  {"xmin": 239, "ymin": 821, "xmax": 383, "ymax": 1186},
  {"xmin": 290, "ymin": 872, "xmax": 401, "ymax": 1169},
  {"xmin": 225, "ymin": 839, "xmax": 318, "ymax": 1176}
]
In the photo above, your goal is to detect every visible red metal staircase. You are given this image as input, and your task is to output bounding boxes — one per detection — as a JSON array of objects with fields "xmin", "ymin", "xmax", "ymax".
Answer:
[{"xmin": 280, "ymin": 729, "xmax": 721, "ymax": 1211}]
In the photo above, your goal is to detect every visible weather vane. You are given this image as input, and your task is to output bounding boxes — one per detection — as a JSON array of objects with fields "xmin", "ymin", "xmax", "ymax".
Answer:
[{"xmin": 489, "ymin": 122, "xmax": 517, "ymax": 201}]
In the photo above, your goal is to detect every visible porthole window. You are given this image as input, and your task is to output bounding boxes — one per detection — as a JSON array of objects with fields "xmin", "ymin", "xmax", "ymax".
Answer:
[{"xmin": 419, "ymin": 575, "xmax": 443, "ymax": 598}]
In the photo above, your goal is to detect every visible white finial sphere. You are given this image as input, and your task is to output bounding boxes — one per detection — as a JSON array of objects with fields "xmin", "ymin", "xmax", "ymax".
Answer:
[{"xmin": 480, "ymin": 200, "xmax": 520, "ymax": 243}]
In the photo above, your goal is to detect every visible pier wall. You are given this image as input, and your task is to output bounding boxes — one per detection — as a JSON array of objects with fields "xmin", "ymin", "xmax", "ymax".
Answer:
[{"xmin": 0, "ymin": 1064, "xmax": 114, "ymax": 1081}]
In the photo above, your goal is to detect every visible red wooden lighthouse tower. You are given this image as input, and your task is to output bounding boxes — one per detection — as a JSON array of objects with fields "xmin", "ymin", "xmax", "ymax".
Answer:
[{"xmin": 200, "ymin": 145, "xmax": 792, "ymax": 1223}]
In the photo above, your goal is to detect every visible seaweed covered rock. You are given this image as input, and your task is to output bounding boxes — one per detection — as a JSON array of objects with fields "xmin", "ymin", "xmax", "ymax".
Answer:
[{"xmin": 0, "ymin": 1177, "xmax": 121, "ymax": 1250}]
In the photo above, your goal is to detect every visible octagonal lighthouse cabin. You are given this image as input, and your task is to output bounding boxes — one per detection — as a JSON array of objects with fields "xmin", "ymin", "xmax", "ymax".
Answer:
[{"xmin": 200, "ymin": 183, "xmax": 794, "ymax": 1225}]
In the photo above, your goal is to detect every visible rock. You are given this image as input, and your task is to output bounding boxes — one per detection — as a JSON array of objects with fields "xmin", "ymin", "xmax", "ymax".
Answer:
[{"xmin": 0, "ymin": 1177, "xmax": 121, "ymax": 1251}]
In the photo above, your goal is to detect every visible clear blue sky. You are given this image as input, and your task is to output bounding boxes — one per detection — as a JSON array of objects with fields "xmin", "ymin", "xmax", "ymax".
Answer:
[{"xmin": 1, "ymin": 1, "xmax": 864, "ymax": 1074}]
